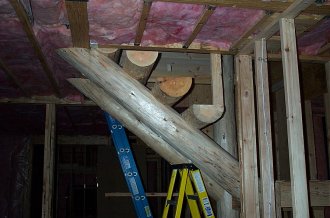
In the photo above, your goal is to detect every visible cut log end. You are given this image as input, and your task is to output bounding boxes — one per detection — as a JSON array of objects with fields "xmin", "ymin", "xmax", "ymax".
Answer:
[
  {"xmin": 193, "ymin": 104, "xmax": 224, "ymax": 123},
  {"xmin": 158, "ymin": 77, "xmax": 192, "ymax": 97},
  {"xmin": 126, "ymin": 50, "xmax": 158, "ymax": 67}
]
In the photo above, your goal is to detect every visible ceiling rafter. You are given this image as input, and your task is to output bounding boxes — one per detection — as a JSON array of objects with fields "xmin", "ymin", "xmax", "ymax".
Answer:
[
  {"xmin": 9, "ymin": 0, "xmax": 62, "ymax": 97},
  {"xmin": 159, "ymin": 0, "xmax": 330, "ymax": 15},
  {"xmin": 65, "ymin": 0, "xmax": 90, "ymax": 48},
  {"xmin": 183, "ymin": 5, "xmax": 215, "ymax": 48},
  {"xmin": 238, "ymin": 0, "xmax": 315, "ymax": 55},
  {"xmin": 134, "ymin": 0, "xmax": 153, "ymax": 45},
  {"xmin": 0, "ymin": 58, "xmax": 29, "ymax": 96}
]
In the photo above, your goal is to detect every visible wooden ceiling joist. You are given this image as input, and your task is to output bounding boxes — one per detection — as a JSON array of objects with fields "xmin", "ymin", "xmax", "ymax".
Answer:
[
  {"xmin": 65, "ymin": 0, "xmax": 90, "ymax": 48},
  {"xmin": 159, "ymin": 0, "xmax": 330, "ymax": 15},
  {"xmin": 134, "ymin": 0, "xmax": 152, "ymax": 46},
  {"xmin": 183, "ymin": 5, "xmax": 215, "ymax": 49},
  {"xmin": 9, "ymin": 0, "xmax": 62, "ymax": 97},
  {"xmin": 238, "ymin": 0, "xmax": 315, "ymax": 55},
  {"xmin": 0, "ymin": 58, "xmax": 29, "ymax": 96}
]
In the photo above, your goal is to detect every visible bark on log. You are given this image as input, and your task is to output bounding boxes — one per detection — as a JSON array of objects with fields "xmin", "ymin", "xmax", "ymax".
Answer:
[
  {"xmin": 151, "ymin": 77, "xmax": 192, "ymax": 106},
  {"xmin": 58, "ymin": 48, "xmax": 240, "ymax": 198},
  {"xmin": 68, "ymin": 78, "xmax": 229, "ymax": 201},
  {"xmin": 120, "ymin": 50, "xmax": 158, "ymax": 84}
]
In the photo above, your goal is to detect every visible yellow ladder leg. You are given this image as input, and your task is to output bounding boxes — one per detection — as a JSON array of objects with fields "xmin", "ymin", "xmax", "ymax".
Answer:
[
  {"xmin": 184, "ymin": 172, "xmax": 201, "ymax": 218},
  {"xmin": 190, "ymin": 169, "xmax": 215, "ymax": 218},
  {"xmin": 162, "ymin": 169, "xmax": 178, "ymax": 218},
  {"xmin": 174, "ymin": 168, "xmax": 189, "ymax": 218}
]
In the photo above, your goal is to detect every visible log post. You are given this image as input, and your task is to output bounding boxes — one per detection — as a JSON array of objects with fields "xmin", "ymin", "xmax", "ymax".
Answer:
[
  {"xmin": 95, "ymin": 48, "xmax": 120, "ymax": 63},
  {"xmin": 254, "ymin": 39, "xmax": 276, "ymax": 218},
  {"xmin": 120, "ymin": 50, "xmax": 158, "ymax": 84},
  {"xmin": 214, "ymin": 55, "xmax": 239, "ymax": 218},
  {"xmin": 42, "ymin": 104, "xmax": 56, "ymax": 218},
  {"xmin": 279, "ymin": 18, "xmax": 309, "ymax": 218},
  {"xmin": 181, "ymin": 54, "xmax": 224, "ymax": 129},
  {"xmin": 68, "ymin": 78, "xmax": 232, "ymax": 202},
  {"xmin": 58, "ymin": 48, "xmax": 240, "ymax": 198},
  {"xmin": 151, "ymin": 77, "xmax": 192, "ymax": 106},
  {"xmin": 236, "ymin": 55, "xmax": 260, "ymax": 218}
]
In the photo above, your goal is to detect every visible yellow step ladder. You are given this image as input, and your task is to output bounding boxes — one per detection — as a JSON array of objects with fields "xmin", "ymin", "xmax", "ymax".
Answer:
[{"xmin": 162, "ymin": 164, "xmax": 215, "ymax": 218}]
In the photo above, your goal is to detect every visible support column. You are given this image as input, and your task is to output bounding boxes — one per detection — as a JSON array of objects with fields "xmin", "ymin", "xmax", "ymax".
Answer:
[
  {"xmin": 254, "ymin": 39, "xmax": 276, "ymax": 218},
  {"xmin": 42, "ymin": 104, "xmax": 56, "ymax": 218},
  {"xmin": 214, "ymin": 55, "xmax": 239, "ymax": 218},
  {"xmin": 236, "ymin": 55, "xmax": 260, "ymax": 218},
  {"xmin": 279, "ymin": 18, "xmax": 309, "ymax": 218}
]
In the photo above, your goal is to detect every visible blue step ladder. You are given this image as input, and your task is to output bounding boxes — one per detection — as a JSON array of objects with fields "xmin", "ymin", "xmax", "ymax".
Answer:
[{"xmin": 105, "ymin": 112, "xmax": 153, "ymax": 218}]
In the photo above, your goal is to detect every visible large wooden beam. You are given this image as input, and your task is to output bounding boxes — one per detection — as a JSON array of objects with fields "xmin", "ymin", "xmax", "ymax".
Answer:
[
  {"xmin": 279, "ymin": 18, "xmax": 309, "ymax": 218},
  {"xmin": 181, "ymin": 54, "xmax": 224, "ymax": 129},
  {"xmin": 68, "ymin": 78, "xmax": 232, "ymax": 201},
  {"xmin": 236, "ymin": 55, "xmax": 260, "ymax": 218},
  {"xmin": 58, "ymin": 48, "xmax": 240, "ymax": 198},
  {"xmin": 238, "ymin": 0, "xmax": 315, "ymax": 55},
  {"xmin": 9, "ymin": 0, "xmax": 61, "ymax": 97},
  {"xmin": 41, "ymin": 104, "xmax": 56, "ymax": 218},
  {"xmin": 254, "ymin": 39, "xmax": 276, "ymax": 218}
]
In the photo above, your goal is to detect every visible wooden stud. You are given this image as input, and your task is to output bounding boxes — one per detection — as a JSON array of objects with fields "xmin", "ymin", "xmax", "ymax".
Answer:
[
  {"xmin": 236, "ymin": 55, "xmax": 260, "ymax": 218},
  {"xmin": 134, "ymin": 0, "xmax": 152, "ymax": 45},
  {"xmin": 183, "ymin": 5, "xmax": 215, "ymax": 49},
  {"xmin": 65, "ymin": 1, "xmax": 90, "ymax": 48},
  {"xmin": 279, "ymin": 18, "xmax": 309, "ymax": 218},
  {"xmin": 0, "ymin": 58, "xmax": 29, "ymax": 96},
  {"xmin": 238, "ymin": 0, "xmax": 314, "ymax": 55},
  {"xmin": 42, "ymin": 104, "xmax": 56, "ymax": 218},
  {"xmin": 254, "ymin": 39, "xmax": 276, "ymax": 218},
  {"xmin": 58, "ymin": 48, "xmax": 240, "ymax": 198},
  {"xmin": 9, "ymin": 0, "xmax": 61, "ymax": 97}
]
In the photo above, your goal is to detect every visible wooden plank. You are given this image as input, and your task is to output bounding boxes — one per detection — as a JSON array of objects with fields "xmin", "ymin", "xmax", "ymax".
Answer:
[
  {"xmin": 254, "ymin": 39, "xmax": 276, "ymax": 218},
  {"xmin": 58, "ymin": 48, "xmax": 241, "ymax": 198},
  {"xmin": 134, "ymin": 1, "xmax": 152, "ymax": 45},
  {"xmin": 9, "ymin": 0, "xmax": 61, "ymax": 97},
  {"xmin": 279, "ymin": 18, "xmax": 309, "ymax": 218},
  {"xmin": 276, "ymin": 180, "xmax": 330, "ymax": 207},
  {"xmin": 0, "ymin": 96, "xmax": 95, "ymax": 105},
  {"xmin": 65, "ymin": 1, "xmax": 90, "ymax": 48},
  {"xmin": 183, "ymin": 5, "xmax": 215, "ymax": 48},
  {"xmin": 238, "ymin": 0, "xmax": 315, "ymax": 55},
  {"xmin": 42, "ymin": 104, "xmax": 56, "ymax": 218},
  {"xmin": 0, "ymin": 58, "xmax": 29, "ymax": 96},
  {"xmin": 158, "ymin": 0, "xmax": 330, "ymax": 15},
  {"xmin": 236, "ymin": 55, "xmax": 260, "ymax": 218},
  {"xmin": 266, "ymin": 53, "xmax": 330, "ymax": 63}
]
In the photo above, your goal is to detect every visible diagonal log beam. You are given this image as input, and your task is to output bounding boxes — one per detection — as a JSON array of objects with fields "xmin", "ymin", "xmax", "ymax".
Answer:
[
  {"xmin": 68, "ymin": 78, "xmax": 232, "ymax": 201},
  {"xmin": 181, "ymin": 54, "xmax": 224, "ymax": 129},
  {"xmin": 238, "ymin": 0, "xmax": 315, "ymax": 55},
  {"xmin": 183, "ymin": 5, "xmax": 215, "ymax": 49},
  {"xmin": 10, "ymin": 0, "xmax": 61, "ymax": 97},
  {"xmin": 57, "ymin": 48, "xmax": 240, "ymax": 198}
]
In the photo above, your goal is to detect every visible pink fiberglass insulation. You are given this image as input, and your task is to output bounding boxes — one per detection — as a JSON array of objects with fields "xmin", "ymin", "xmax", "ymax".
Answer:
[
  {"xmin": 88, "ymin": 0, "xmax": 143, "ymax": 45},
  {"xmin": 196, "ymin": 7, "xmax": 265, "ymax": 49},
  {"xmin": 141, "ymin": 2, "xmax": 203, "ymax": 46},
  {"xmin": 298, "ymin": 18, "xmax": 330, "ymax": 55}
]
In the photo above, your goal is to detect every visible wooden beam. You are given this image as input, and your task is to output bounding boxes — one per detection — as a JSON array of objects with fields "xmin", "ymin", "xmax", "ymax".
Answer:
[
  {"xmin": 158, "ymin": 0, "xmax": 330, "ymax": 15},
  {"xmin": 42, "ymin": 104, "xmax": 56, "ymax": 218},
  {"xmin": 325, "ymin": 62, "xmax": 330, "ymax": 176},
  {"xmin": 0, "ymin": 96, "xmax": 95, "ymax": 105},
  {"xmin": 266, "ymin": 53, "xmax": 330, "ymax": 63},
  {"xmin": 279, "ymin": 18, "xmax": 309, "ymax": 218},
  {"xmin": 9, "ymin": 0, "xmax": 61, "ymax": 97},
  {"xmin": 0, "ymin": 58, "xmax": 29, "ymax": 96},
  {"xmin": 181, "ymin": 54, "xmax": 224, "ymax": 129},
  {"xmin": 58, "ymin": 48, "xmax": 240, "ymax": 198},
  {"xmin": 275, "ymin": 180, "xmax": 330, "ymax": 207},
  {"xmin": 134, "ymin": 0, "xmax": 152, "ymax": 45},
  {"xmin": 254, "ymin": 39, "xmax": 276, "ymax": 218},
  {"xmin": 183, "ymin": 5, "xmax": 215, "ymax": 49},
  {"xmin": 318, "ymin": 43, "xmax": 330, "ymax": 55},
  {"xmin": 236, "ymin": 55, "xmax": 260, "ymax": 218},
  {"xmin": 238, "ymin": 0, "xmax": 315, "ymax": 55},
  {"xmin": 65, "ymin": 0, "xmax": 90, "ymax": 48},
  {"xmin": 68, "ymin": 78, "xmax": 231, "ymax": 201}
]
